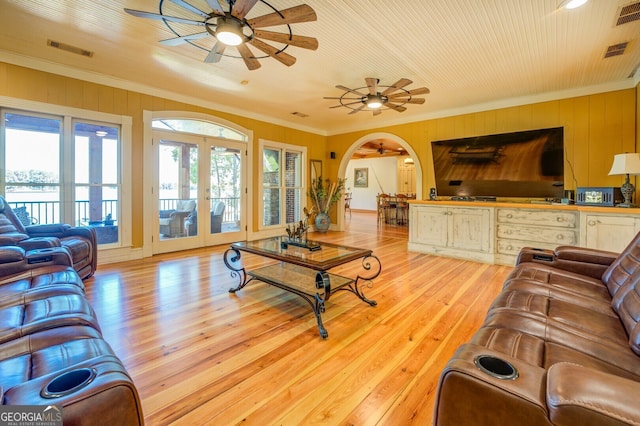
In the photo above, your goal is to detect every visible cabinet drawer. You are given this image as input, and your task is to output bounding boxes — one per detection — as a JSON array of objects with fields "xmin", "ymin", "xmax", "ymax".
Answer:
[
  {"xmin": 496, "ymin": 239, "xmax": 559, "ymax": 255},
  {"xmin": 497, "ymin": 209, "xmax": 577, "ymax": 228},
  {"xmin": 497, "ymin": 224, "xmax": 577, "ymax": 245}
]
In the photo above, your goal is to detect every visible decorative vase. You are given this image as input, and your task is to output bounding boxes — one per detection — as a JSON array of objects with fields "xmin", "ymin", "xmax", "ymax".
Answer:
[{"xmin": 314, "ymin": 212, "xmax": 331, "ymax": 233}]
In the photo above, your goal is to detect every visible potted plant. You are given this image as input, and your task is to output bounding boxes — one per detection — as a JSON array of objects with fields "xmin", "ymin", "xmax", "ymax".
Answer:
[{"xmin": 309, "ymin": 176, "xmax": 346, "ymax": 232}]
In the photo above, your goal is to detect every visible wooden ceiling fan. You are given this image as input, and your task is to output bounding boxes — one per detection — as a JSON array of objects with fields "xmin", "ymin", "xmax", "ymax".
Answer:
[
  {"xmin": 124, "ymin": 0, "xmax": 318, "ymax": 70},
  {"xmin": 325, "ymin": 77, "xmax": 430, "ymax": 115}
]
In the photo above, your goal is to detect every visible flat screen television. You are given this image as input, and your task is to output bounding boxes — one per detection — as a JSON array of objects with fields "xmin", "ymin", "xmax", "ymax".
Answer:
[{"xmin": 431, "ymin": 127, "xmax": 564, "ymax": 199}]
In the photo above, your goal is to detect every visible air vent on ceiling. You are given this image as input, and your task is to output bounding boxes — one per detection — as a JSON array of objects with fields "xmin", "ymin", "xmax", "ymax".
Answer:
[
  {"xmin": 291, "ymin": 112, "xmax": 309, "ymax": 118},
  {"xmin": 616, "ymin": 2, "xmax": 640, "ymax": 25},
  {"xmin": 604, "ymin": 42, "xmax": 628, "ymax": 58},
  {"xmin": 47, "ymin": 39, "xmax": 94, "ymax": 57}
]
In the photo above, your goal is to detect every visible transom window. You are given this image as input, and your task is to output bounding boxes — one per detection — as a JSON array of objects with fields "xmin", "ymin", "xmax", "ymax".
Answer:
[{"xmin": 152, "ymin": 119, "xmax": 247, "ymax": 141}]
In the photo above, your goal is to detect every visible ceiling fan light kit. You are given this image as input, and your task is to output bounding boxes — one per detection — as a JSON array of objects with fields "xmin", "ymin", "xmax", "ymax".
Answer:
[
  {"xmin": 215, "ymin": 19, "xmax": 245, "ymax": 46},
  {"xmin": 365, "ymin": 94, "xmax": 385, "ymax": 109},
  {"xmin": 124, "ymin": 0, "xmax": 318, "ymax": 70},
  {"xmin": 325, "ymin": 78, "xmax": 430, "ymax": 116}
]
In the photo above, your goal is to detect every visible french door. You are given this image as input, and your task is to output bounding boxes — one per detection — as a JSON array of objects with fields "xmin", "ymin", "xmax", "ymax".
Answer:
[{"xmin": 152, "ymin": 130, "xmax": 246, "ymax": 254}]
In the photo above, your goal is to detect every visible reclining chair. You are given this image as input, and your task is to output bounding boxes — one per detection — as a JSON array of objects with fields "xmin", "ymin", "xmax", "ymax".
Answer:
[{"xmin": 0, "ymin": 196, "xmax": 97, "ymax": 279}]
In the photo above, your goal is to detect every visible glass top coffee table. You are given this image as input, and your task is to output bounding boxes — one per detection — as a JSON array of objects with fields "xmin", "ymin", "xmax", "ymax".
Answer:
[{"xmin": 224, "ymin": 236, "xmax": 381, "ymax": 339}]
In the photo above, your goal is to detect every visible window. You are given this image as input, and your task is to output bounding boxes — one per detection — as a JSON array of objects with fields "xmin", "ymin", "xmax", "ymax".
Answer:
[
  {"xmin": 0, "ymin": 100, "xmax": 131, "ymax": 247},
  {"xmin": 74, "ymin": 121, "xmax": 120, "ymax": 244},
  {"xmin": 260, "ymin": 140, "xmax": 306, "ymax": 228},
  {"xmin": 152, "ymin": 119, "xmax": 247, "ymax": 141}
]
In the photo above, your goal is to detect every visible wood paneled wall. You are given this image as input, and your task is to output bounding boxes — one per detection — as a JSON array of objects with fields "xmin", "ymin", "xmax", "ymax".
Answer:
[
  {"xmin": 327, "ymin": 89, "xmax": 638, "ymax": 196},
  {"xmin": 0, "ymin": 62, "xmax": 326, "ymax": 245},
  {"xmin": 0, "ymin": 61, "xmax": 637, "ymax": 248}
]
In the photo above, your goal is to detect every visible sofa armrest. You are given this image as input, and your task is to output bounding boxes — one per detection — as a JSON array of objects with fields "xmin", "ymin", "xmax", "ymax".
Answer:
[
  {"xmin": 516, "ymin": 246, "xmax": 617, "ymax": 279},
  {"xmin": 26, "ymin": 224, "xmax": 96, "ymax": 245},
  {"xmin": 25, "ymin": 223, "xmax": 71, "ymax": 236},
  {"xmin": 0, "ymin": 246, "xmax": 27, "ymax": 264},
  {"xmin": 17, "ymin": 236, "xmax": 61, "ymax": 251},
  {"xmin": 0, "ymin": 233, "xmax": 29, "ymax": 246},
  {"xmin": 547, "ymin": 362, "xmax": 640, "ymax": 426},
  {"xmin": 554, "ymin": 246, "xmax": 618, "ymax": 265}
]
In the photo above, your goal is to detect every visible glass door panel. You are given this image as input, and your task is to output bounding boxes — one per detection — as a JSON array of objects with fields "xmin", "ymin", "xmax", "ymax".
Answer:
[
  {"xmin": 152, "ymin": 130, "xmax": 246, "ymax": 254},
  {"xmin": 153, "ymin": 132, "xmax": 201, "ymax": 254},
  {"xmin": 204, "ymin": 139, "xmax": 245, "ymax": 246}
]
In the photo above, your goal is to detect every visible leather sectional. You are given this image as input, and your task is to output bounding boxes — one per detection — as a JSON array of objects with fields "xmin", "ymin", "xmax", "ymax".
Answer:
[
  {"xmin": 0, "ymin": 196, "xmax": 98, "ymax": 279},
  {"xmin": 433, "ymin": 232, "xmax": 640, "ymax": 425},
  {"xmin": 0, "ymin": 247, "xmax": 143, "ymax": 424}
]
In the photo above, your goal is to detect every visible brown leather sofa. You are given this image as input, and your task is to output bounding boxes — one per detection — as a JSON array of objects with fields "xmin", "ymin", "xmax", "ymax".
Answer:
[
  {"xmin": 0, "ymin": 247, "xmax": 143, "ymax": 424},
  {"xmin": 0, "ymin": 196, "xmax": 97, "ymax": 279},
  {"xmin": 434, "ymin": 232, "xmax": 640, "ymax": 426}
]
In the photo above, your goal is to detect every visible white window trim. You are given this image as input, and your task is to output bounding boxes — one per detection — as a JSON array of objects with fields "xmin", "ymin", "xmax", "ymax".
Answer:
[
  {"xmin": 0, "ymin": 95, "xmax": 133, "ymax": 254},
  {"xmin": 258, "ymin": 139, "xmax": 307, "ymax": 231},
  {"xmin": 142, "ymin": 110, "xmax": 253, "ymax": 257}
]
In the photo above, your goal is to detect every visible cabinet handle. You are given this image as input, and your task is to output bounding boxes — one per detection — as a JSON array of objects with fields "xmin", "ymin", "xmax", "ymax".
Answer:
[
  {"xmin": 556, "ymin": 217, "xmax": 564, "ymax": 222},
  {"xmin": 505, "ymin": 230, "xmax": 512, "ymax": 235},
  {"xmin": 507, "ymin": 245, "xmax": 513, "ymax": 250},
  {"xmin": 588, "ymin": 220, "xmax": 596, "ymax": 226},
  {"xmin": 557, "ymin": 234, "xmax": 564, "ymax": 240},
  {"xmin": 506, "ymin": 213, "xmax": 513, "ymax": 219}
]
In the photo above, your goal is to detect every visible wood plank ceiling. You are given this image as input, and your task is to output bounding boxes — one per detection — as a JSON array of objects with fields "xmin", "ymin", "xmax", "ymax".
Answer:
[{"xmin": 0, "ymin": 0, "xmax": 638, "ymax": 135}]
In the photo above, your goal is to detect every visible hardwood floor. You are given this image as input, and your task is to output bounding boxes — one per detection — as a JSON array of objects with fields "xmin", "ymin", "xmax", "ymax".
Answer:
[{"xmin": 84, "ymin": 212, "xmax": 512, "ymax": 425}]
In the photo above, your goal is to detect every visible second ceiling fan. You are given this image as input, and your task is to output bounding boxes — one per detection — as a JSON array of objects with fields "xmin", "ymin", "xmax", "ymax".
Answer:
[{"xmin": 325, "ymin": 78, "xmax": 430, "ymax": 115}]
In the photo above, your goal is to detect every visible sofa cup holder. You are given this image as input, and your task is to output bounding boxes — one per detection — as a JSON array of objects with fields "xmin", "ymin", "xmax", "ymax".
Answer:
[
  {"xmin": 474, "ymin": 355, "xmax": 519, "ymax": 380},
  {"xmin": 41, "ymin": 368, "xmax": 97, "ymax": 399}
]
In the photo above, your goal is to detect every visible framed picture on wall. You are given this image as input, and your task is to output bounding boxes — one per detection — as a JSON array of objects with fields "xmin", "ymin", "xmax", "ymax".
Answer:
[{"xmin": 354, "ymin": 168, "xmax": 368, "ymax": 188}]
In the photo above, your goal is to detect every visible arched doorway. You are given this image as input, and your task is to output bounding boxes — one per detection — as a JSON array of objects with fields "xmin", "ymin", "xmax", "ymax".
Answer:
[
  {"xmin": 143, "ymin": 111, "xmax": 252, "ymax": 255},
  {"xmin": 336, "ymin": 133, "xmax": 422, "ymax": 231}
]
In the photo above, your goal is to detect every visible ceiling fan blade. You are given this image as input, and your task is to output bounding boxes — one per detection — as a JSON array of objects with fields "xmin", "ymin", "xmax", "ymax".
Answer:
[
  {"xmin": 348, "ymin": 104, "xmax": 366, "ymax": 115},
  {"xmin": 373, "ymin": 109, "xmax": 383, "ymax": 116},
  {"xmin": 236, "ymin": 43, "xmax": 261, "ymax": 70},
  {"xmin": 323, "ymin": 96, "xmax": 361, "ymax": 100},
  {"xmin": 391, "ymin": 87, "xmax": 430, "ymax": 96},
  {"xmin": 231, "ymin": 0, "xmax": 259, "ymax": 19},
  {"xmin": 253, "ymin": 30, "xmax": 318, "ymax": 50},
  {"xmin": 381, "ymin": 78, "xmax": 413, "ymax": 96},
  {"xmin": 248, "ymin": 4, "xmax": 317, "ymax": 29},
  {"xmin": 160, "ymin": 32, "xmax": 209, "ymax": 46},
  {"xmin": 365, "ymin": 78, "xmax": 378, "ymax": 95},
  {"xmin": 330, "ymin": 101, "xmax": 362, "ymax": 109},
  {"xmin": 387, "ymin": 97, "xmax": 426, "ymax": 104},
  {"xmin": 169, "ymin": 0, "xmax": 210, "ymax": 19},
  {"xmin": 385, "ymin": 102, "xmax": 407, "ymax": 112},
  {"xmin": 205, "ymin": 0, "xmax": 225, "ymax": 15},
  {"xmin": 336, "ymin": 85, "xmax": 367, "ymax": 97},
  {"xmin": 204, "ymin": 42, "xmax": 226, "ymax": 63},
  {"xmin": 248, "ymin": 38, "xmax": 296, "ymax": 66},
  {"xmin": 124, "ymin": 9, "xmax": 205, "ymax": 26}
]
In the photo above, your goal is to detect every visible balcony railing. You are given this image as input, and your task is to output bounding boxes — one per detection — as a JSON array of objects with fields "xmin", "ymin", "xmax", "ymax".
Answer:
[
  {"xmin": 8, "ymin": 200, "xmax": 118, "ymax": 226},
  {"xmin": 159, "ymin": 197, "xmax": 240, "ymax": 224},
  {"xmin": 9, "ymin": 197, "xmax": 241, "ymax": 226}
]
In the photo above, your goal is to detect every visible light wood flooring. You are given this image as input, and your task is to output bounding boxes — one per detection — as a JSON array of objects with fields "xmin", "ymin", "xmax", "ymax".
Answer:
[{"xmin": 84, "ymin": 212, "xmax": 512, "ymax": 425}]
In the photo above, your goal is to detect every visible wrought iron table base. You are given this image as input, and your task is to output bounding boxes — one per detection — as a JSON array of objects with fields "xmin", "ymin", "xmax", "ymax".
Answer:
[{"xmin": 223, "ymin": 248, "xmax": 380, "ymax": 339}]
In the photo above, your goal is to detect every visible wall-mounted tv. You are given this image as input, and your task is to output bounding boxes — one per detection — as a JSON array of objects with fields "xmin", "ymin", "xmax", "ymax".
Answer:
[{"xmin": 431, "ymin": 127, "xmax": 564, "ymax": 199}]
